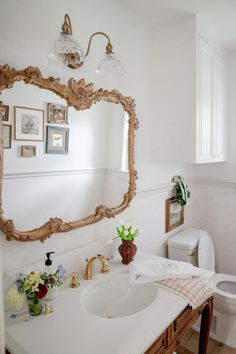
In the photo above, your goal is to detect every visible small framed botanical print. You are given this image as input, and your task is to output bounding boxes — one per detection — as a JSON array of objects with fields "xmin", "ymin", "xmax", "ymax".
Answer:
[
  {"xmin": 46, "ymin": 126, "xmax": 69, "ymax": 154},
  {"xmin": 21, "ymin": 145, "xmax": 36, "ymax": 157},
  {"xmin": 0, "ymin": 104, "xmax": 9, "ymax": 121},
  {"xmin": 3, "ymin": 125, "xmax": 12, "ymax": 149},
  {"xmin": 14, "ymin": 106, "xmax": 44, "ymax": 141},
  {"xmin": 47, "ymin": 103, "xmax": 68, "ymax": 124},
  {"xmin": 165, "ymin": 197, "xmax": 184, "ymax": 233}
]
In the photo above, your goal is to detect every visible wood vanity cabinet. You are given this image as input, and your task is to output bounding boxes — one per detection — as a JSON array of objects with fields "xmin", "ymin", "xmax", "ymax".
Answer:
[
  {"xmin": 145, "ymin": 297, "xmax": 213, "ymax": 354},
  {"xmin": 154, "ymin": 16, "xmax": 227, "ymax": 164}
]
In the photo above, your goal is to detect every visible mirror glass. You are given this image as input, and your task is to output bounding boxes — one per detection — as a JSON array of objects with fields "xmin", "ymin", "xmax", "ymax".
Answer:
[{"xmin": 1, "ymin": 82, "xmax": 129, "ymax": 230}]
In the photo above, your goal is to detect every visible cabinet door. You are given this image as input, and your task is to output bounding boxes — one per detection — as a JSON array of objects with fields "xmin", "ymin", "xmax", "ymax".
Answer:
[
  {"xmin": 197, "ymin": 37, "xmax": 214, "ymax": 163},
  {"xmin": 213, "ymin": 54, "xmax": 226, "ymax": 161},
  {"xmin": 198, "ymin": 36, "xmax": 226, "ymax": 163}
]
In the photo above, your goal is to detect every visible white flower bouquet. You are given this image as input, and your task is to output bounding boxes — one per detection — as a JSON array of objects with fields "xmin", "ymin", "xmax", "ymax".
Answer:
[{"xmin": 116, "ymin": 221, "xmax": 139, "ymax": 241}]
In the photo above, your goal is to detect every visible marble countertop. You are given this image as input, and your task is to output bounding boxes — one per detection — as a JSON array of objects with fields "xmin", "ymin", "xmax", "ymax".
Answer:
[{"xmin": 5, "ymin": 261, "xmax": 187, "ymax": 354}]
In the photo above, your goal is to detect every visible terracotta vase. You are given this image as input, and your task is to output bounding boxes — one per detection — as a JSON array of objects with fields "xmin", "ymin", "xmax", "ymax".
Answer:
[{"xmin": 118, "ymin": 240, "xmax": 137, "ymax": 265}]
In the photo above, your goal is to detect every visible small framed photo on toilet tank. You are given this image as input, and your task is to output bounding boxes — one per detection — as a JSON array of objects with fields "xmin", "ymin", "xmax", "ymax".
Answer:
[{"xmin": 165, "ymin": 197, "xmax": 184, "ymax": 233}]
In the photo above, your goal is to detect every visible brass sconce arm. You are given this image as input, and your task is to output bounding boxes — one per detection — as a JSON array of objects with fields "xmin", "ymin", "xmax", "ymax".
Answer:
[
  {"xmin": 85, "ymin": 32, "xmax": 113, "ymax": 57},
  {"xmin": 61, "ymin": 15, "xmax": 113, "ymax": 56},
  {"xmin": 49, "ymin": 14, "xmax": 124, "ymax": 75},
  {"xmin": 61, "ymin": 14, "xmax": 72, "ymax": 34}
]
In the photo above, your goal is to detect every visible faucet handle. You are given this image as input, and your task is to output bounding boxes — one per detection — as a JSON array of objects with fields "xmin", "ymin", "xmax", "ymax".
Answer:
[
  {"xmin": 64, "ymin": 272, "xmax": 80, "ymax": 288},
  {"xmin": 97, "ymin": 254, "xmax": 109, "ymax": 273},
  {"xmin": 70, "ymin": 272, "xmax": 80, "ymax": 288}
]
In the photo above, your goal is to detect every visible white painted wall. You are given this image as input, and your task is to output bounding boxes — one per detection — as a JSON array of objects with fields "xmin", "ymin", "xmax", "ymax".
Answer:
[
  {"xmin": 0, "ymin": 0, "xmax": 195, "ymax": 277},
  {"xmin": 3, "ymin": 1, "xmax": 236, "ymax": 348},
  {"xmin": 151, "ymin": 15, "xmax": 197, "ymax": 163},
  {"xmin": 1, "ymin": 0, "xmax": 233, "ymax": 282},
  {"xmin": 106, "ymin": 104, "xmax": 125, "ymax": 170},
  {"xmin": 2, "ymin": 82, "xmax": 119, "ymax": 172},
  {"xmin": 190, "ymin": 182, "xmax": 236, "ymax": 275},
  {"xmin": 1, "ymin": 81, "xmax": 127, "ymax": 226},
  {"xmin": 190, "ymin": 51, "xmax": 236, "ymax": 276},
  {"xmin": 149, "ymin": 14, "xmax": 236, "ymax": 278}
]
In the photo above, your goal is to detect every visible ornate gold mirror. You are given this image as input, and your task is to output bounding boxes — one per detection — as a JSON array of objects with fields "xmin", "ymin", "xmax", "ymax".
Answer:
[{"xmin": 0, "ymin": 65, "xmax": 138, "ymax": 242}]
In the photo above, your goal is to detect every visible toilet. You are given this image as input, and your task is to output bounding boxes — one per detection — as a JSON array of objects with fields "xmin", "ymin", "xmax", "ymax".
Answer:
[{"xmin": 167, "ymin": 228, "xmax": 236, "ymax": 316}]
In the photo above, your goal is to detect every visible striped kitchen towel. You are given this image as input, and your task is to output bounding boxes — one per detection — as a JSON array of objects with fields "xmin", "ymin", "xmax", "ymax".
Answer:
[{"xmin": 156, "ymin": 277, "xmax": 213, "ymax": 310}]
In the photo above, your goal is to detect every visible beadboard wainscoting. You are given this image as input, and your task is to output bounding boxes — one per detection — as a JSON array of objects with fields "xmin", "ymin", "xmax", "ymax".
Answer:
[
  {"xmin": 2, "ymin": 175, "xmax": 235, "ymax": 277},
  {"xmin": 190, "ymin": 178, "xmax": 236, "ymax": 276},
  {"xmin": 2, "ymin": 168, "xmax": 128, "ymax": 230},
  {"xmin": 1, "ymin": 176, "xmax": 194, "ymax": 273}
]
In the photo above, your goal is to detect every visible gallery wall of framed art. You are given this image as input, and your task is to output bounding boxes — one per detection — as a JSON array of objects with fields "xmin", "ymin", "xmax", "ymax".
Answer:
[{"xmin": 0, "ymin": 99, "xmax": 70, "ymax": 157}]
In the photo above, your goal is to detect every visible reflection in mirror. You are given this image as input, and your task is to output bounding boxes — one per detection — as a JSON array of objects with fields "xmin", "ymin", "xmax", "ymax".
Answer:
[
  {"xmin": 0, "ymin": 65, "xmax": 138, "ymax": 242},
  {"xmin": 1, "ymin": 82, "xmax": 129, "ymax": 231}
]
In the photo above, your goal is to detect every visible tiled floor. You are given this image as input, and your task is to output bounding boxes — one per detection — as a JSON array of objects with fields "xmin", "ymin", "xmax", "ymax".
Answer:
[{"xmin": 180, "ymin": 329, "xmax": 236, "ymax": 354}]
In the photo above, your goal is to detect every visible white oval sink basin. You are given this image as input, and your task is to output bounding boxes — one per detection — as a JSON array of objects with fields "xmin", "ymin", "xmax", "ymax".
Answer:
[{"xmin": 81, "ymin": 273, "xmax": 158, "ymax": 318}]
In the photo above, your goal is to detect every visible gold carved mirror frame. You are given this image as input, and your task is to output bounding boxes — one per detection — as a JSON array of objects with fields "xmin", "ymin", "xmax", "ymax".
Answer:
[{"xmin": 0, "ymin": 65, "xmax": 138, "ymax": 242}]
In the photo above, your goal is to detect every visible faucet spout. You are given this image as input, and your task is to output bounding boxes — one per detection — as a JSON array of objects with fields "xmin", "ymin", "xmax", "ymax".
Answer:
[{"xmin": 84, "ymin": 254, "xmax": 109, "ymax": 280}]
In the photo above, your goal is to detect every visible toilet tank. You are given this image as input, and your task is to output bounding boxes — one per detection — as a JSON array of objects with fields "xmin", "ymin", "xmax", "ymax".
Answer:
[{"xmin": 167, "ymin": 229, "xmax": 205, "ymax": 266}]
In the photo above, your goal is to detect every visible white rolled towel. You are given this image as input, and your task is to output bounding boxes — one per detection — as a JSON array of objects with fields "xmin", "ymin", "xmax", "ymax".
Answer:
[{"xmin": 128, "ymin": 256, "xmax": 214, "ymax": 284}]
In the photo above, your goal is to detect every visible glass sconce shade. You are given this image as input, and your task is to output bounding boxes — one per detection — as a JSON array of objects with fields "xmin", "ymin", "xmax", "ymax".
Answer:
[
  {"xmin": 96, "ymin": 52, "xmax": 125, "ymax": 78},
  {"xmin": 49, "ymin": 14, "xmax": 125, "ymax": 76},
  {"xmin": 48, "ymin": 32, "xmax": 84, "ymax": 68}
]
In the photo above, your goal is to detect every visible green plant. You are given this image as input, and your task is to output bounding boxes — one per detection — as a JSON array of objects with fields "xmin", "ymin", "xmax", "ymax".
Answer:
[
  {"xmin": 175, "ymin": 183, "xmax": 191, "ymax": 205},
  {"xmin": 116, "ymin": 221, "xmax": 139, "ymax": 241},
  {"xmin": 172, "ymin": 175, "xmax": 191, "ymax": 206}
]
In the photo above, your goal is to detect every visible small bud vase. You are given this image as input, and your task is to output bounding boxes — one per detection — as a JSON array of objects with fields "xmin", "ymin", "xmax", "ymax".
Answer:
[
  {"xmin": 27, "ymin": 297, "xmax": 42, "ymax": 316},
  {"xmin": 118, "ymin": 240, "xmax": 137, "ymax": 265}
]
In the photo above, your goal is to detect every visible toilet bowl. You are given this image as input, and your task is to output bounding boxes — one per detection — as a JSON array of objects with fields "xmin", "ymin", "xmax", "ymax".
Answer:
[
  {"xmin": 167, "ymin": 228, "xmax": 236, "ymax": 316},
  {"xmin": 211, "ymin": 273, "xmax": 236, "ymax": 315}
]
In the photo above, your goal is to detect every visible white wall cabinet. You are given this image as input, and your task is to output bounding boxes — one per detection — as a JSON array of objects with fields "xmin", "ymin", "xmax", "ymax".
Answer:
[
  {"xmin": 153, "ymin": 16, "xmax": 227, "ymax": 164},
  {"xmin": 198, "ymin": 36, "xmax": 226, "ymax": 163}
]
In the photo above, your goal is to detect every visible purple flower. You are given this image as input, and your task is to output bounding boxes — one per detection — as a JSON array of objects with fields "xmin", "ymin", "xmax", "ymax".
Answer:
[
  {"xmin": 16, "ymin": 272, "xmax": 24, "ymax": 279},
  {"xmin": 57, "ymin": 264, "xmax": 66, "ymax": 278}
]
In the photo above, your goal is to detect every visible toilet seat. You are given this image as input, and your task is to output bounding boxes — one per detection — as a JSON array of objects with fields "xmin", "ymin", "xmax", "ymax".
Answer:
[
  {"xmin": 212, "ymin": 273, "xmax": 236, "ymax": 303},
  {"xmin": 198, "ymin": 233, "xmax": 236, "ymax": 302},
  {"xmin": 197, "ymin": 232, "xmax": 236, "ymax": 315},
  {"xmin": 212, "ymin": 274, "xmax": 236, "ymax": 315},
  {"xmin": 167, "ymin": 228, "xmax": 236, "ymax": 316}
]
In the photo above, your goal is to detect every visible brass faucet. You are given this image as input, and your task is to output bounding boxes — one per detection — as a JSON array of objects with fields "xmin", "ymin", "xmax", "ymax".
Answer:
[{"xmin": 84, "ymin": 254, "xmax": 109, "ymax": 280}]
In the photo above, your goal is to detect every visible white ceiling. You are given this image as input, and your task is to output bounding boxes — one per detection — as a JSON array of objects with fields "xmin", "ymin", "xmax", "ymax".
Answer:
[{"xmin": 117, "ymin": 0, "xmax": 236, "ymax": 50}]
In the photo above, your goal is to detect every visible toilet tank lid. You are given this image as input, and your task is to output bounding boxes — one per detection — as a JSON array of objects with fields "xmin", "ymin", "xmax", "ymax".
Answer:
[{"xmin": 167, "ymin": 228, "xmax": 208, "ymax": 250}]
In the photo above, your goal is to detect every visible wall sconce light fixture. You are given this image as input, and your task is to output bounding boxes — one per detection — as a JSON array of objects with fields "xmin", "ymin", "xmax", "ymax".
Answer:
[{"xmin": 48, "ymin": 14, "xmax": 125, "ymax": 77}]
